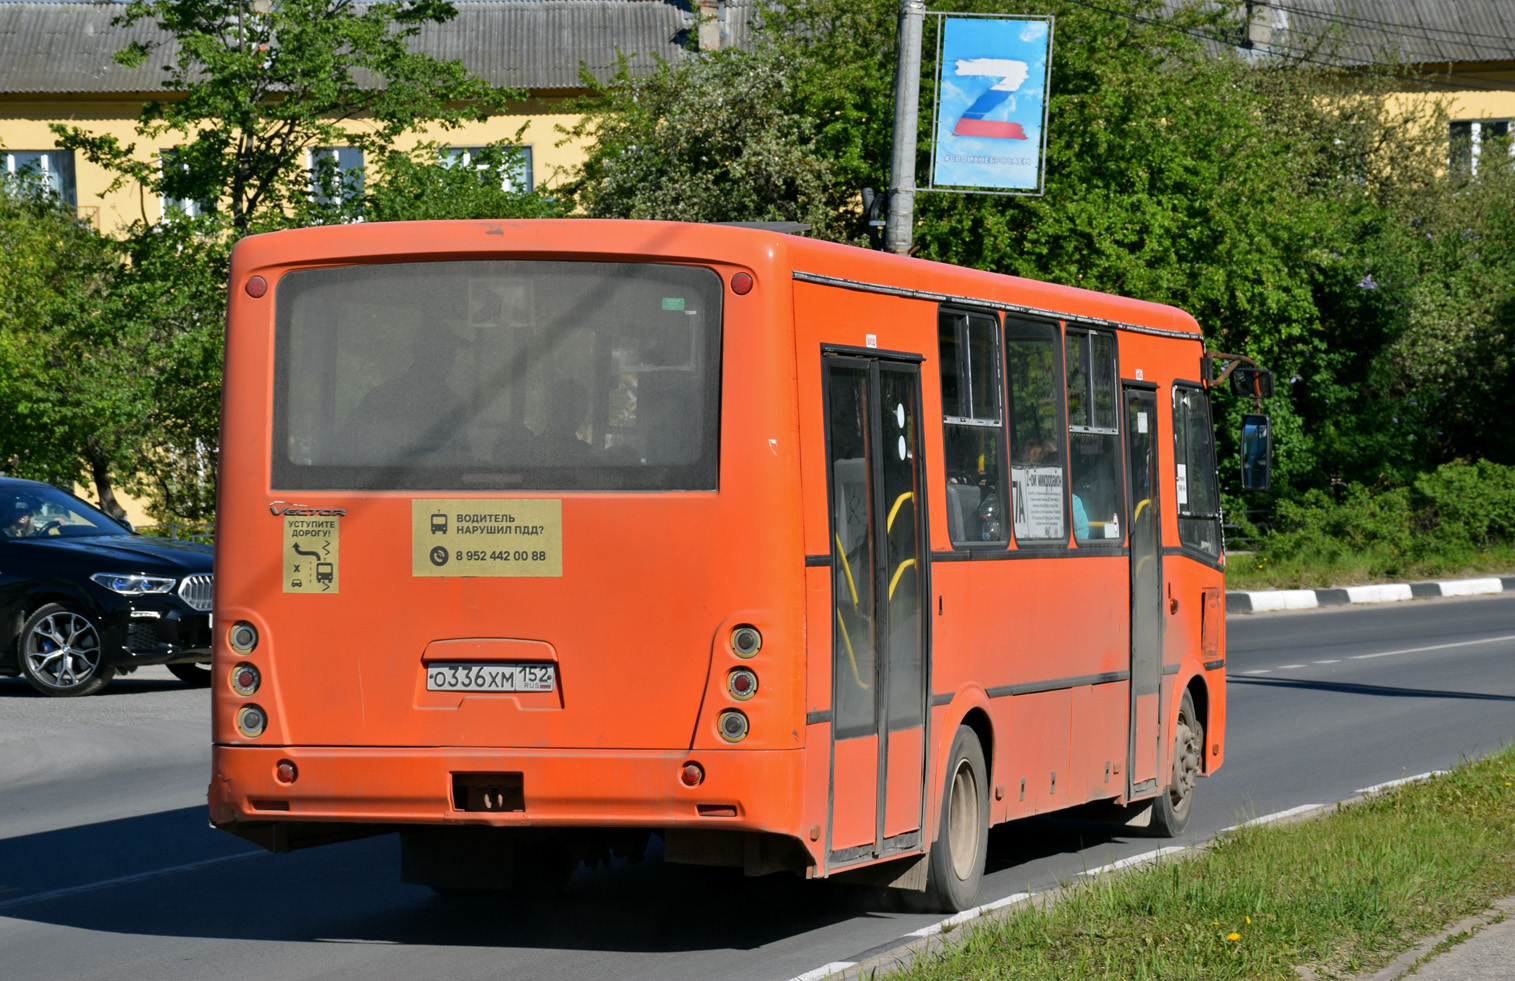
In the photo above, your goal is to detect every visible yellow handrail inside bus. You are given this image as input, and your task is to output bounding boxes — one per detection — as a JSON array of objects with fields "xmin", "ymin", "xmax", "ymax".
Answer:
[
  {"xmin": 1133, "ymin": 498, "xmax": 1149, "ymax": 522},
  {"xmin": 886, "ymin": 491, "xmax": 914, "ymax": 533},
  {"xmin": 834, "ymin": 608, "xmax": 869, "ymax": 689},
  {"xmin": 888, "ymin": 558, "xmax": 917, "ymax": 601},
  {"xmin": 834, "ymin": 532, "xmax": 861, "ymax": 609}
]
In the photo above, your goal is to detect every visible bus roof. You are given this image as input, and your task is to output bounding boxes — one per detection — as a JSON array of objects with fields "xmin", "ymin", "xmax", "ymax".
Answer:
[{"xmin": 230, "ymin": 219, "xmax": 1204, "ymax": 341}]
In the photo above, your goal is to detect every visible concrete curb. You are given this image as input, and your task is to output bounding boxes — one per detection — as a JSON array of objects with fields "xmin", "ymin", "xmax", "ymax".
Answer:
[{"xmin": 1226, "ymin": 576, "xmax": 1515, "ymax": 614}]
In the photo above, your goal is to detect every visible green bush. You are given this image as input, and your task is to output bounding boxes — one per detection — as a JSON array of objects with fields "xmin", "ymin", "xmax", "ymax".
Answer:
[{"xmin": 1231, "ymin": 460, "xmax": 1515, "ymax": 588}]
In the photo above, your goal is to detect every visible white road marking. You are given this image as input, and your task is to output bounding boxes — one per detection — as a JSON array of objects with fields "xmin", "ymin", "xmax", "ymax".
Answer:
[
  {"xmin": 1278, "ymin": 664, "xmax": 1306, "ymax": 669},
  {"xmin": 906, "ymin": 891, "xmax": 1032, "ymax": 937},
  {"xmin": 0, "ymin": 850, "xmax": 263, "ymax": 911},
  {"xmin": 1358, "ymin": 771, "xmax": 1445, "ymax": 795},
  {"xmin": 1079, "ymin": 847, "xmax": 1188, "ymax": 877},
  {"xmin": 1222, "ymin": 803, "xmax": 1323, "ymax": 832},
  {"xmin": 791, "ymin": 962, "xmax": 858, "ymax": 981},
  {"xmin": 1314, "ymin": 659, "xmax": 1340, "ymax": 664},
  {"xmin": 1241, "ymin": 669, "xmax": 1271, "ymax": 675},
  {"xmin": 1347, "ymin": 633, "xmax": 1515, "ymax": 660}
]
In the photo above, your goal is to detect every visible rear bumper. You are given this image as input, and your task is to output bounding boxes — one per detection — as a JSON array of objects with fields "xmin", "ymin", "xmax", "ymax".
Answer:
[{"xmin": 209, "ymin": 744, "xmax": 805, "ymax": 833}]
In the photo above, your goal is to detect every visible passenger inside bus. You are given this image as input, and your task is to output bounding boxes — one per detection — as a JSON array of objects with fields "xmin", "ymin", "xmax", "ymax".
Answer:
[
  {"xmin": 341, "ymin": 331, "xmax": 470, "ymax": 464},
  {"xmin": 536, "ymin": 378, "xmax": 597, "ymax": 462}
]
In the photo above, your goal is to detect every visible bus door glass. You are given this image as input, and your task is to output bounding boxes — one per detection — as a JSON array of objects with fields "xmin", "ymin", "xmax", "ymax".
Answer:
[
  {"xmin": 824, "ymin": 355, "xmax": 928, "ymax": 865},
  {"xmin": 1124, "ymin": 385, "xmax": 1163, "ymax": 796}
]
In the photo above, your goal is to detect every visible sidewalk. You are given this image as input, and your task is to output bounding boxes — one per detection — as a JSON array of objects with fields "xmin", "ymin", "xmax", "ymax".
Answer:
[
  {"xmin": 1359, "ymin": 896, "xmax": 1515, "ymax": 981},
  {"xmin": 1226, "ymin": 575, "xmax": 1515, "ymax": 613}
]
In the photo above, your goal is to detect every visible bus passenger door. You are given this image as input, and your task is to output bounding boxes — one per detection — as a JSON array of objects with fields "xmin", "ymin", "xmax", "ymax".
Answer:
[
  {"xmin": 823, "ymin": 355, "xmax": 929, "ymax": 867},
  {"xmin": 1124, "ymin": 386, "xmax": 1164, "ymax": 798}
]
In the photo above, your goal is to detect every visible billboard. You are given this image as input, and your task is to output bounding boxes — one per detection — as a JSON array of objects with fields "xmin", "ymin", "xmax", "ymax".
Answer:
[{"xmin": 929, "ymin": 15, "xmax": 1053, "ymax": 195}]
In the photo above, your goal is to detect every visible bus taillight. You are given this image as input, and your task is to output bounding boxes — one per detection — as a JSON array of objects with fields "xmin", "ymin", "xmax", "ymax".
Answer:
[
  {"xmin": 730, "ymin": 626, "xmax": 761, "ymax": 658},
  {"xmin": 229, "ymin": 621, "xmax": 258, "ymax": 653},
  {"xmin": 237, "ymin": 705, "xmax": 268, "ymax": 738},
  {"xmin": 680, "ymin": 762, "xmax": 704, "ymax": 787},
  {"xmin": 727, "ymin": 668, "xmax": 757, "ymax": 700},
  {"xmin": 231, "ymin": 663, "xmax": 260, "ymax": 696},
  {"xmin": 717, "ymin": 710, "xmax": 749, "ymax": 743}
]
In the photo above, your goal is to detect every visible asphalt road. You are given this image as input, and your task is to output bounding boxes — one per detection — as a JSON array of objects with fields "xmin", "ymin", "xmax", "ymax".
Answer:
[{"xmin": 2, "ymin": 594, "xmax": 1513, "ymax": 981}]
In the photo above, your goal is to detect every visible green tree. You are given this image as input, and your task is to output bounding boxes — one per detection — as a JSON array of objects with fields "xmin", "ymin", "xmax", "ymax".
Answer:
[
  {"xmin": 56, "ymin": 0, "xmax": 516, "ymax": 236},
  {"xmin": 563, "ymin": 45, "xmax": 841, "ymax": 237},
  {"xmin": 0, "ymin": 178, "xmax": 142, "ymax": 517},
  {"xmin": 37, "ymin": 0, "xmax": 559, "ymax": 521}
]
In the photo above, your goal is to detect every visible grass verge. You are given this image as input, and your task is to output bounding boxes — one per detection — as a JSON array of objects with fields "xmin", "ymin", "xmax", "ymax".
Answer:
[
  {"xmin": 1223, "ymin": 547, "xmax": 1515, "ymax": 592},
  {"xmin": 888, "ymin": 746, "xmax": 1515, "ymax": 981}
]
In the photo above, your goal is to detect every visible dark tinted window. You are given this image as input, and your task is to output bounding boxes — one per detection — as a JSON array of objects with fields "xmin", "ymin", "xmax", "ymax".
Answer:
[
  {"xmin": 1066, "ymin": 329, "xmax": 1123, "ymax": 543},
  {"xmin": 1173, "ymin": 385, "xmax": 1221, "ymax": 557},
  {"xmin": 272, "ymin": 260, "xmax": 722, "ymax": 490},
  {"xmin": 1006, "ymin": 318, "xmax": 1066, "ymax": 543},
  {"xmin": 938, "ymin": 309, "xmax": 1006, "ymax": 545}
]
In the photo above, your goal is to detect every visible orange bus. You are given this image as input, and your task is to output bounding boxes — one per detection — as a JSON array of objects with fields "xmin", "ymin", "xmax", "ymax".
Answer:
[{"xmin": 210, "ymin": 219, "xmax": 1251, "ymax": 911}]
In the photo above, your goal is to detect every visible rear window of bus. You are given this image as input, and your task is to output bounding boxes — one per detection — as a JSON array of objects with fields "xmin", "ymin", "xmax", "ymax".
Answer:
[{"xmin": 270, "ymin": 260, "xmax": 722, "ymax": 491}]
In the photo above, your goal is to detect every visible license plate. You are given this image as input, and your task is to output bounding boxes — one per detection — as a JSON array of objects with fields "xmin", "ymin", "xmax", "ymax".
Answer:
[{"xmin": 424, "ymin": 662, "xmax": 556, "ymax": 693}]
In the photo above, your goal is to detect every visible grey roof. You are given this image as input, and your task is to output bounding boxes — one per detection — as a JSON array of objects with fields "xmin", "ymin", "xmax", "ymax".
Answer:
[
  {"xmin": 0, "ymin": 1, "xmax": 753, "ymax": 95},
  {"xmin": 1256, "ymin": 1, "xmax": 1515, "ymax": 68}
]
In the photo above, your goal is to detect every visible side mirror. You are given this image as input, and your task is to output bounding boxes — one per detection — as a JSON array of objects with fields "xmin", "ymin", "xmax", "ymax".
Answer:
[
  {"xmin": 1229, "ymin": 367, "xmax": 1274, "ymax": 399},
  {"xmin": 1240, "ymin": 414, "xmax": 1272, "ymax": 492}
]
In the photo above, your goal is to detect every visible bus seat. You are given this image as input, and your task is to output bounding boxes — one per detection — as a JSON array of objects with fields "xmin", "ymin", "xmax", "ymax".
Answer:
[{"xmin": 945, "ymin": 482, "xmax": 981, "ymax": 544}]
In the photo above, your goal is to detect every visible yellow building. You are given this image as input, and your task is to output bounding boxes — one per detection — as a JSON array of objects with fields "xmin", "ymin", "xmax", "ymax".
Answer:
[
  {"xmin": 1230, "ymin": 0, "xmax": 1515, "ymax": 167},
  {"xmin": 0, "ymin": 0, "xmax": 742, "ymax": 524},
  {"xmin": 0, "ymin": 0, "xmax": 743, "ymax": 234}
]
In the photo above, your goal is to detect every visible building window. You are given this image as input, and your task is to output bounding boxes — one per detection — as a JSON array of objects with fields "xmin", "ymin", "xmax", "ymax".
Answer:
[
  {"xmin": 4, "ymin": 151, "xmax": 77, "ymax": 205},
  {"xmin": 1449, "ymin": 119, "xmax": 1512, "ymax": 177},
  {"xmin": 160, "ymin": 149, "xmax": 215, "ymax": 218},
  {"xmin": 441, "ymin": 145, "xmax": 534, "ymax": 192},
  {"xmin": 307, "ymin": 147, "xmax": 365, "ymax": 206}
]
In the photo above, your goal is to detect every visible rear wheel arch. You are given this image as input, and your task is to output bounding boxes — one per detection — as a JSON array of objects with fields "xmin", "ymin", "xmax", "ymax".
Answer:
[
  {"xmin": 957, "ymin": 706, "xmax": 994, "ymax": 793},
  {"xmin": 1183, "ymin": 675, "xmax": 1210, "ymax": 772}
]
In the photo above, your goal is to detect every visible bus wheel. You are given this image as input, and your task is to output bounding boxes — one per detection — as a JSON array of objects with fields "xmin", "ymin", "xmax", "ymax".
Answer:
[
  {"xmin": 1150, "ymin": 690, "xmax": 1201, "ymax": 837},
  {"xmin": 923, "ymin": 726, "xmax": 989, "ymax": 912}
]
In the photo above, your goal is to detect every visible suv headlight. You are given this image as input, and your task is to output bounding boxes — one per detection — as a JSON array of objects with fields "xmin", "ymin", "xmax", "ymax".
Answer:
[{"xmin": 91, "ymin": 572, "xmax": 177, "ymax": 596}]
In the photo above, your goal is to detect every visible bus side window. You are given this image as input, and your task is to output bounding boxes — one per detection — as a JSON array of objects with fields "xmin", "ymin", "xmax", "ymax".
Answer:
[
  {"xmin": 938, "ymin": 308, "xmax": 1007, "ymax": 545},
  {"xmin": 1173, "ymin": 385, "xmax": 1222, "ymax": 558},
  {"xmin": 1066, "ymin": 329, "xmax": 1122, "ymax": 543},
  {"xmin": 1006, "ymin": 318, "xmax": 1067, "ymax": 544}
]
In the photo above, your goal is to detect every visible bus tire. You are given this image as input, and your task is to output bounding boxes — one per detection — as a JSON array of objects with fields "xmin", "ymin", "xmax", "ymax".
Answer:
[
  {"xmin": 1150, "ymin": 690, "xmax": 1201, "ymax": 837},
  {"xmin": 923, "ymin": 725, "xmax": 989, "ymax": 913}
]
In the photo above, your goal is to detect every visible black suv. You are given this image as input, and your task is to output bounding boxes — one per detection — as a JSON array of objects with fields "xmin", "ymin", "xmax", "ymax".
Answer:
[{"xmin": 0, "ymin": 477, "xmax": 214, "ymax": 696}]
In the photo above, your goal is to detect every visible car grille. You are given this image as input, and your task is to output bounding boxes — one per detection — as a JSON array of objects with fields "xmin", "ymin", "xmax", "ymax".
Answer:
[
  {"xmin": 128, "ymin": 620, "xmax": 161, "ymax": 652},
  {"xmin": 178, "ymin": 573, "xmax": 214, "ymax": 612}
]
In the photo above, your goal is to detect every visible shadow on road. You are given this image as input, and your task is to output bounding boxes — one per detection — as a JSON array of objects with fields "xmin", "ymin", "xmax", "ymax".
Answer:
[
  {"xmin": 0, "ymin": 801, "xmax": 1147, "ymax": 953},
  {"xmin": 1231, "ymin": 675, "xmax": 1515, "ymax": 702},
  {"xmin": 0, "ymin": 805, "xmax": 920, "ymax": 951}
]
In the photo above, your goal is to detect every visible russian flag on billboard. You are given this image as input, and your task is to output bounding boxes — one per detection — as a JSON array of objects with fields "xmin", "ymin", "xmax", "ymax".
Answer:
[{"xmin": 931, "ymin": 17, "xmax": 1051, "ymax": 193}]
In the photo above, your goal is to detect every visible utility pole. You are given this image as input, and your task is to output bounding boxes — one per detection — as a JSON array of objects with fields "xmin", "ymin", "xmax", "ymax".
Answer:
[{"xmin": 885, "ymin": 0, "xmax": 925, "ymax": 255}]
